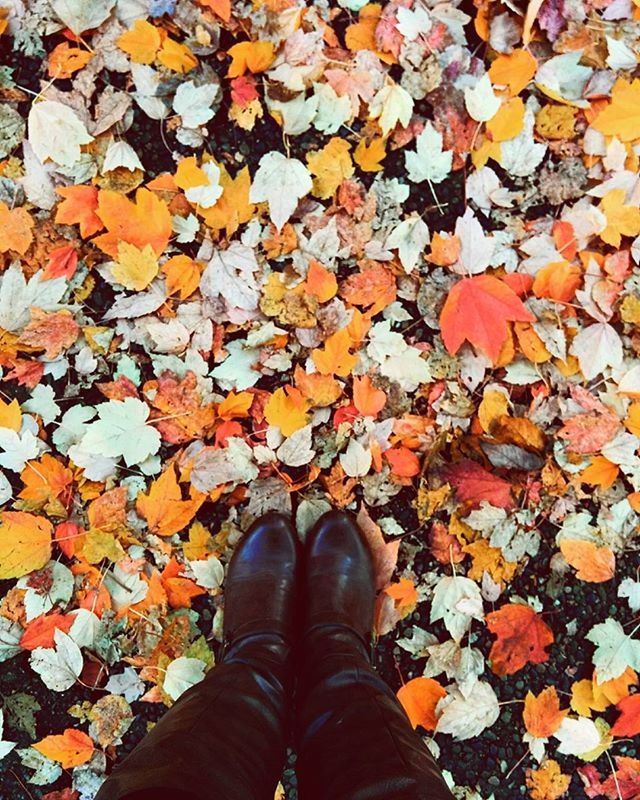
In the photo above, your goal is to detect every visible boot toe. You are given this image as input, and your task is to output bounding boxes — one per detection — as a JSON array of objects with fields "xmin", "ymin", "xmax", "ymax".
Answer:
[{"xmin": 307, "ymin": 511, "xmax": 374, "ymax": 581}]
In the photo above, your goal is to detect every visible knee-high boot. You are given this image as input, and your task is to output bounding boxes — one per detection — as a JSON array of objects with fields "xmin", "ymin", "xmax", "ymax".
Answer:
[
  {"xmin": 294, "ymin": 511, "xmax": 454, "ymax": 800},
  {"xmin": 96, "ymin": 514, "xmax": 300, "ymax": 800}
]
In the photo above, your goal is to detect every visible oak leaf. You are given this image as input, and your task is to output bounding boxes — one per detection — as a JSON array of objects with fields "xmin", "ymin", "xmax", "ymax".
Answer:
[
  {"xmin": 33, "ymin": 729, "xmax": 94, "ymax": 769},
  {"xmin": 439, "ymin": 274, "xmax": 535, "ymax": 364},
  {"xmin": 397, "ymin": 677, "xmax": 447, "ymax": 731},
  {"xmin": 486, "ymin": 603, "xmax": 554, "ymax": 676}
]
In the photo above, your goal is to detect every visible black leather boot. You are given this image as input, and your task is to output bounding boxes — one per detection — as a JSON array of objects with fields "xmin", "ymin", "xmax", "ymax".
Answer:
[
  {"xmin": 95, "ymin": 513, "xmax": 299, "ymax": 800},
  {"xmin": 295, "ymin": 510, "xmax": 454, "ymax": 800}
]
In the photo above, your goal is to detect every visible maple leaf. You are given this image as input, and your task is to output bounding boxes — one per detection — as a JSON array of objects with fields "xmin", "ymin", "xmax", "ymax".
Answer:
[
  {"xmin": 611, "ymin": 694, "xmax": 640, "ymax": 736},
  {"xmin": 441, "ymin": 458, "xmax": 514, "ymax": 509},
  {"xmin": 599, "ymin": 189, "xmax": 640, "ymax": 247},
  {"xmin": 0, "ymin": 202, "xmax": 33, "ymax": 255},
  {"xmin": 144, "ymin": 372, "xmax": 216, "ymax": 445},
  {"xmin": 18, "ymin": 309, "xmax": 79, "ymax": 359},
  {"xmin": 136, "ymin": 465, "xmax": 204, "ymax": 537},
  {"xmin": 92, "ymin": 189, "xmax": 172, "ymax": 258},
  {"xmin": 592, "ymin": 78, "xmax": 640, "ymax": 142},
  {"xmin": 33, "ymin": 729, "xmax": 94, "ymax": 769},
  {"xmin": 18, "ymin": 454, "xmax": 74, "ymax": 517},
  {"xmin": 312, "ymin": 328, "xmax": 358, "ymax": 378},
  {"xmin": 559, "ymin": 539, "xmax": 615, "ymax": 583},
  {"xmin": 523, "ymin": 687, "xmax": 569, "ymax": 738},
  {"xmin": 20, "ymin": 614, "xmax": 74, "ymax": 651},
  {"xmin": 117, "ymin": 19, "xmax": 162, "ymax": 64},
  {"xmin": 439, "ymin": 274, "xmax": 535, "ymax": 364},
  {"xmin": 397, "ymin": 677, "xmax": 447, "ymax": 731},
  {"xmin": 307, "ymin": 137, "xmax": 354, "ymax": 199},
  {"xmin": 227, "ymin": 41, "xmax": 275, "ymax": 77},
  {"xmin": 0, "ymin": 511, "xmax": 53, "ymax": 579},
  {"xmin": 486, "ymin": 603, "xmax": 554, "ymax": 676},
  {"xmin": 525, "ymin": 759, "xmax": 571, "ymax": 800},
  {"xmin": 55, "ymin": 186, "xmax": 103, "ymax": 239},
  {"xmin": 264, "ymin": 386, "xmax": 310, "ymax": 437}
]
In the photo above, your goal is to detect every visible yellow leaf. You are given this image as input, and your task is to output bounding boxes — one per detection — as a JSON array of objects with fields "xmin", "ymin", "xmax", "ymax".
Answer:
[
  {"xmin": 117, "ymin": 19, "xmax": 161, "ymax": 64},
  {"xmin": 112, "ymin": 242, "xmax": 159, "ymax": 291},
  {"xmin": 33, "ymin": 729, "xmax": 94, "ymax": 769},
  {"xmin": 307, "ymin": 137, "xmax": 354, "ymax": 199},
  {"xmin": 81, "ymin": 530, "xmax": 126, "ymax": 564},
  {"xmin": 579, "ymin": 456, "xmax": 619, "ymax": 490},
  {"xmin": 200, "ymin": 165, "xmax": 254, "ymax": 236},
  {"xmin": 183, "ymin": 520, "xmax": 214, "ymax": 561},
  {"xmin": 264, "ymin": 386, "xmax": 310, "ymax": 437},
  {"xmin": 0, "ymin": 202, "xmax": 33, "ymax": 255},
  {"xmin": 525, "ymin": 759, "xmax": 571, "ymax": 800},
  {"xmin": 486, "ymin": 97, "xmax": 525, "ymax": 142},
  {"xmin": 217, "ymin": 391, "xmax": 253, "ymax": 420},
  {"xmin": 0, "ymin": 511, "xmax": 53, "ymax": 579},
  {"xmin": 227, "ymin": 41, "xmax": 275, "ymax": 77},
  {"xmin": 157, "ymin": 38, "xmax": 198, "ymax": 73},
  {"xmin": 136, "ymin": 465, "xmax": 204, "ymax": 537},
  {"xmin": 478, "ymin": 389, "xmax": 509, "ymax": 433},
  {"xmin": 559, "ymin": 539, "xmax": 615, "ymax": 583},
  {"xmin": 571, "ymin": 678, "xmax": 608, "ymax": 717},
  {"xmin": 306, "ymin": 260, "xmax": 337, "ymax": 303},
  {"xmin": 488, "ymin": 49, "xmax": 537, "ymax": 96},
  {"xmin": 354, "ymin": 136, "xmax": 387, "ymax": 172},
  {"xmin": 535, "ymin": 105, "xmax": 576, "ymax": 140},
  {"xmin": 592, "ymin": 78, "xmax": 640, "ymax": 142},
  {"xmin": 0, "ymin": 397, "xmax": 21, "ymax": 431},
  {"xmin": 312, "ymin": 327, "xmax": 358, "ymax": 377},
  {"xmin": 626, "ymin": 401, "xmax": 640, "ymax": 435},
  {"xmin": 599, "ymin": 189, "xmax": 640, "ymax": 247},
  {"xmin": 162, "ymin": 254, "xmax": 202, "ymax": 299}
]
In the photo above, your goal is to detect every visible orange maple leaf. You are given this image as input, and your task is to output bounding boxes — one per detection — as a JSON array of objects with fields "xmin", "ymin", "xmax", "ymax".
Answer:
[
  {"xmin": 20, "ymin": 613, "xmax": 74, "ymax": 650},
  {"xmin": 397, "ymin": 677, "xmax": 447, "ymax": 731},
  {"xmin": 33, "ymin": 729, "xmax": 94, "ymax": 769},
  {"xmin": 439, "ymin": 274, "xmax": 535, "ymax": 364},
  {"xmin": 486, "ymin": 603, "xmax": 554, "ymax": 676},
  {"xmin": 611, "ymin": 694, "xmax": 640, "ymax": 737},
  {"xmin": 523, "ymin": 686, "xmax": 568, "ymax": 738},
  {"xmin": 0, "ymin": 201, "xmax": 33, "ymax": 255},
  {"xmin": 559, "ymin": 539, "xmax": 615, "ymax": 583},
  {"xmin": 55, "ymin": 185, "xmax": 103, "ymax": 239},
  {"xmin": 93, "ymin": 188, "xmax": 171, "ymax": 257},
  {"xmin": 312, "ymin": 327, "xmax": 358, "ymax": 377},
  {"xmin": 136, "ymin": 465, "xmax": 204, "ymax": 537},
  {"xmin": 18, "ymin": 309, "xmax": 80, "ymax": 359}
]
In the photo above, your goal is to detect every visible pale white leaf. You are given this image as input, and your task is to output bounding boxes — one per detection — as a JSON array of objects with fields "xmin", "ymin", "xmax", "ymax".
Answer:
[
  {"xmin": 385, "ymin": 216, "xmax": 430, "ymax": 274},
  {"xmin": 28, "ymin": 101, "xmax": 93, "ymax": 167},
  {"xmin": 405, "ymin": 122, "xmax": 452, "ymax": 185},
  {"xmin": 430, "ymin": 575, "xmax": 484, "ymax": 642},
  {"xmin": 173, "ymin": 81, "xmax": 220, "ymax": 128},
  {"xmin": 277, "ymin": 424, "xmax": 316, "ymax": 467},
  {"xmin": 619, "ymin": 578, "xmax": 640, "ymax": 612},
  {"xmin": 102, "ymin": 140, "xmax": 143, "ymax": 173},
  {"xmin": 190, "ymin": 556, "xmax": 224, "ymax": 590},
  {"xmin": 0, "ymin": 428, "xmax": 40, "ymax": 472},
  {"xmin": 30, "ymin": 630, "xmax": 83, "ymax": 692},
  {"xmin": 340, "ymin": 439, "xmax": 372, "ymax": 477},
  {"xmin": 586, "ymin": 617, "xmax": 640, "ymax": 682},
  {"xmin": 249, "ymin": 151, "xmax": 312, "ymax": 231},
  {"xmin": 105, "ymin": 667, "xmax": 145, "ymax": 703},
  {"xmin": 51, "ymin": 0, "xmax": 115, "ymax": 34},
  {"xmin": 554, "ymin": 717, "xmax": 601, "ymax": 756},
  {"xmin": 570, "ymin": 322, "xmax": 623, "ymax": 381},
  {"xmin": 77, "ymin": 398, "xmax": 161, "ymax": 467},
  {"xmin": 163, "ymin": 656, "xmax": 206, "ymax": 701},
  {"xmin": 464, "ymin": 74, "xmax": 500, "ymax": 122},
  {"xmin": 435, "ymin": 681, "xmax": 499, "ymax": 739},
  {"xmin": 200, "ymin": 242, "xmax": 259, "ymax": 312},
  {"xmin": 369, "ymin": 82, "xmax": 414, "ymax": 135}
]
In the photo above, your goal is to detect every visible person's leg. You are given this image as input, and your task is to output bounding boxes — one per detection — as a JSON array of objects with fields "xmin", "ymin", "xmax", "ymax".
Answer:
[
  {"xmin": 294, "ymin": 511, "xmax": 454, "ymax": 800},
  {"xmin": 96, "ymin": 514, "xmax": 300, "ymax": 800}
]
